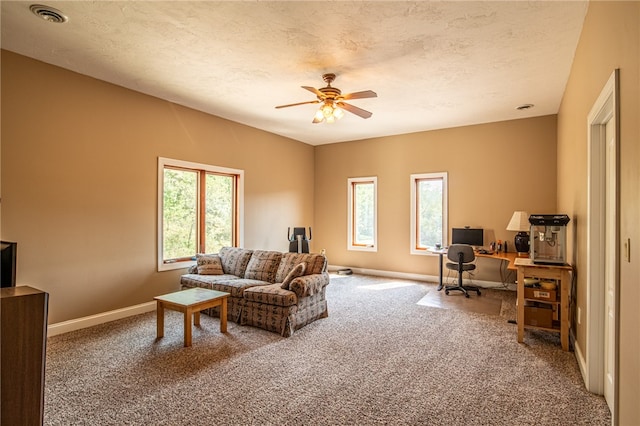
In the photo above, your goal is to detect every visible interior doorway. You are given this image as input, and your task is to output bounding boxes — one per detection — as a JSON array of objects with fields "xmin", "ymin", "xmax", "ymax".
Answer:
[
  {"xmin": 586, "ymin": 69, "xmax": 619, "ymax": 419},
  {"xmin": 603, "ymin": 114, "xmax": 616, "ymax": 411}
]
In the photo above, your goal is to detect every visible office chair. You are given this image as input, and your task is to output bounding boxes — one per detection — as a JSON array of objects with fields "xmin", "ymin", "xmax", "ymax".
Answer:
[{"xmin": 444, "ymin": 244, "xmax": 481, "ymax": 298}]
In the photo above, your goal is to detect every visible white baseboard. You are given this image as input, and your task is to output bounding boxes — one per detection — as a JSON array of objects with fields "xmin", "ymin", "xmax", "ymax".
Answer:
[
  {"xmin": 47, "ymin": 301, "xmax": 156, "ymax": 337},
  {"xmin": 328, "ymin": 264, "xmax": 515, "ymax": 291},
  {"xmin": 329, "ymin": 264, "xmax": 438, "ymax": 282},
  {"xmin": 574, "ymin": 335, "xmax": 589, "ymax": 387},
  {"xmin": 47, "ymin": 266, "xmax": 512, "ymax": 338}
]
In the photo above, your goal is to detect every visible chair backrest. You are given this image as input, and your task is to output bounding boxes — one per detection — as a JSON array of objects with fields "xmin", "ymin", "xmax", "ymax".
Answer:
[{"xmin": 446, "ymin": 244, "xmax": 475, "ymax": 264}]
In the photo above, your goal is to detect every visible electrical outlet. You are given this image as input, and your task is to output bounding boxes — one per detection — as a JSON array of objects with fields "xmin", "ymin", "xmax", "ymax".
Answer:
[{"xmin": 577, "ymin": 307, "xmax": 582, "ymax": 325}]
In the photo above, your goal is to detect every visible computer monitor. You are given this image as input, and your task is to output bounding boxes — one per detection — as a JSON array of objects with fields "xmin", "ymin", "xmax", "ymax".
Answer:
[{"xmin": 451, "ymin": 228, "xmax": 484, "ymax": 247}]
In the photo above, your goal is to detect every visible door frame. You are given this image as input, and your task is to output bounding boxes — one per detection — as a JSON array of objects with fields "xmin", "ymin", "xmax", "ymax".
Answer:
[{"xmin": 586, "ymin": 69, "xmax": 619, "ymax": 417}]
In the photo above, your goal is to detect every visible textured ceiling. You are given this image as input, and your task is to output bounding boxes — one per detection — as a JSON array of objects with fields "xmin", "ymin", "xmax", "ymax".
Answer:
[{"xmin": 1, "ymin": 1, "xmax": 588, "ymax": 145}]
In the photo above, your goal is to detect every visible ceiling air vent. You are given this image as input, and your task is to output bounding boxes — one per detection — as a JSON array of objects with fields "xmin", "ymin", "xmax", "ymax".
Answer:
[
  {"xmin": 30, "ymin": 4, "xmax": 68, "ymax": 23},
  {"xmin": 516, "ymin": 104, "xmax": 534, "ymax": 111}
]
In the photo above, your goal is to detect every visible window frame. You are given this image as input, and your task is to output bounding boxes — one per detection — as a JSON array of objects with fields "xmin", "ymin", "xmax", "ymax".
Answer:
[
  {"xmin": 410, "ymin": 172, "xmax": 448, "ymax": 255},
  {"xmin": 157, "ymin": 157, "xmax": 244, "ymax": 271},
  {"xmin": 347, "ymin": 176, "xmax": 378, "ymax": 252}
]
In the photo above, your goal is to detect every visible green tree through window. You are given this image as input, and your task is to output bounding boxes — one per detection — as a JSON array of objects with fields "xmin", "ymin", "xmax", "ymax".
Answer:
[
  {"xmin": 417, "ymin": 178, "xmax": 444, "ymax": 247},
  {"xmin": 348, "ymin": 177, "xmax": 377, "ymax": 251},
  {"xmin": 354, "ymin": 182, "xmax": 375, "ymax": 245},
  {"xmin": 411, "ymin": 172, "xmax": 448, "ymax": 253},
  {"xmin": 158, "ymin": 158, "xmax": 243, "ymax": 271},
  {"xmin": 205, "ymin": 173, "xmax": 234, "ymax": 253},
  {"xmin": 163, "ymin": 168, "xmax": 197, "ymax": 260}
]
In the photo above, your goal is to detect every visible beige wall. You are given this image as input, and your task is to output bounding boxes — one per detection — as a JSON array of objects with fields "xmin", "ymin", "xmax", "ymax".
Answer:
[
  {"xmin": 314, "ymin": 116, "xmax": 557, "ymax": 279},
  {"xmin": 1, "ymin": 50, "xmax": 315, "ymax": 324},
  {"xmin": 557, "ymin": 2, "xmax": 639, "ymax": 424}
]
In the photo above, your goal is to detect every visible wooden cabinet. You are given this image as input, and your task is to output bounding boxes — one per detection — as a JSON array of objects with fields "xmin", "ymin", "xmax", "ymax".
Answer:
[
  {"xmin": 1, "ymin": 286, "xmax": 49, "ymax": 425},
  {"xmin": 515, "ymin": 259, "xmax": 572, "ymax": 351}
]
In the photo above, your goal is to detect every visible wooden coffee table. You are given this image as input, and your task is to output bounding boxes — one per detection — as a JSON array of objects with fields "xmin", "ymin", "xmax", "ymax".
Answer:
[{"xmin": 154, "ymin": 288, "xmax": 230, "ymax": 347}]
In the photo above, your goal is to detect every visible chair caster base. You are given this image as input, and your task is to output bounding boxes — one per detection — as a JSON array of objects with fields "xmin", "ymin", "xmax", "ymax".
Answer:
[{"xmin": 444, "ymin": 285, "xmax": 480, "ymax": 298}]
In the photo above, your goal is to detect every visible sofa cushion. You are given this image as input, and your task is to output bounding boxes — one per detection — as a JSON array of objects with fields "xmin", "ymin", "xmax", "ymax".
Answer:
[
  {"xmin": 244, "ymin": 250, "xmax": 282, "ymax": 283},
  {"xmin": 275, "ymin": 253, "xmax": 327, "ymax": 283},
  {"xmin": 196, "ymin": 254, "xmax": 224, "ymax": 275},
  {"xmin": 181, "ymin": 274, "xmax": 268, "ymax": 298},
  {"xmin": 242, "ymin": 283, "xmax": 298, "ymax": 307},
  {"xmin": 281, "ymin": 262, "xmax": 306, "ymax": 289},
  {"xmin": 219, "ymin": 247, "xmax": 253, "ymax": 277},
  {"xmin": 180, "ymin": 274, "xmax": 241, "ymax": 287}
]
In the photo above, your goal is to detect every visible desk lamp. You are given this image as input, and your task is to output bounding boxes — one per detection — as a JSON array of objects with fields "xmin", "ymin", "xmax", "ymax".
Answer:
[{"xmin": 507, "ymin": 211, "xmax": 530, "ymax": 254}]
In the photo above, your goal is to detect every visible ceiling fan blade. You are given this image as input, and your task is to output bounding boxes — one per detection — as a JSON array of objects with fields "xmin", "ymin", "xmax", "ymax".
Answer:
[
  {"xmin": 302, "ymin": 86, "xmax": 324, "ymax": 98},
  {"xmin": 337, "ymin": 101, "xmax": 373, "ymax": 119},
  {"xmin": 275, "ymin": 100, "xmax": 320, "ymax": 109},
  {"xmin": 341, "ymin": 90, "xmax": 377, "ymax": 100}
]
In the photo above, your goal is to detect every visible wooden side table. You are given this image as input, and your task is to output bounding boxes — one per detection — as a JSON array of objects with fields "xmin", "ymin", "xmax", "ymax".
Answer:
[
  {"xmin": 154, "ymin": 288, "xmax": 230, "ymax": 347},
  {"xmin": 515, "ymin": 258, "xmax": 572, "ymax": 351}
]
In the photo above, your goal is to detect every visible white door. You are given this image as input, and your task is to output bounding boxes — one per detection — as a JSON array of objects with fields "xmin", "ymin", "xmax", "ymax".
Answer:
[{"xmin": 604, "ymin": 118, "xmax": 616, "ymax": 411}]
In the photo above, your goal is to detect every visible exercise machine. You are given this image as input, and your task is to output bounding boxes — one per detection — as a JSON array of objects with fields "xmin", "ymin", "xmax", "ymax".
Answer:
[{"xmin": 288, "ymin": 227, "xmax": 312, "ymax": 253}]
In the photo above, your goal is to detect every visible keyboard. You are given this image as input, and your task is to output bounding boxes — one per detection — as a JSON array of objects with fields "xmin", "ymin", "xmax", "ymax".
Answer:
[{"xmin": 476, "ymin": 249, "xmax": 494, "ymax": 255}]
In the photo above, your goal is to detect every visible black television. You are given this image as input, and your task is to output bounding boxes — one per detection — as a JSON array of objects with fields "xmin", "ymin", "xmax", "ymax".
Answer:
[
  {"xmin": 1, "ymin": 241, "xmax": 17, "ymax": 287},
  {"xmin": 451, "ymin": 228, "xmax": 484, "ymax": 247}
]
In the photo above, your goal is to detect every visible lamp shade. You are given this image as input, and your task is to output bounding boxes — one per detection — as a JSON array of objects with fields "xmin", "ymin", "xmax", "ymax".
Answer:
[
  {"xmin": 506, "ymin": 211, "xmax": 530, "ymax": 232},
  {"xmin": 507, "ymin": 211, "xmax": 530, "ymax": 253}
]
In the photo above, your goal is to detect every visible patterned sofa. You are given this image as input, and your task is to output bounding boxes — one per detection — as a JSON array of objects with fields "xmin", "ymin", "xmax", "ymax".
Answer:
[{"xmin": 180, "ymin": 247, "xmax": 329, "ymax": 337}]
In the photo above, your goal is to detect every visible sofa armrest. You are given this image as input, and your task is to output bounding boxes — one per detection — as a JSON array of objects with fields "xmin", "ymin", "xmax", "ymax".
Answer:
[{"xmin": 289, "ymin": 272, "xmax": 330, "ymax": 298}]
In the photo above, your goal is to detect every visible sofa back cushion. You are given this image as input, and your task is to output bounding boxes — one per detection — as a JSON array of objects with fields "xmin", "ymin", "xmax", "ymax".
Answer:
[
  {"xmin": 219, "ymin": 247, "xmax": 253, "ymax": 277},
  {"xmin": 275, "ymin": 253, "xmax": 327, "ymax": 283},
  {"xmin": 244, "ymin": 250, "xmax": 282, "ymax": 283}
]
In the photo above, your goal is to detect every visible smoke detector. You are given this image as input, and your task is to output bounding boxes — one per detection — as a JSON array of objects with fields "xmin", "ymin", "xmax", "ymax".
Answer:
[{"xmin": 30, "ymin": 4, "xmax": 68, "ymax": 23}]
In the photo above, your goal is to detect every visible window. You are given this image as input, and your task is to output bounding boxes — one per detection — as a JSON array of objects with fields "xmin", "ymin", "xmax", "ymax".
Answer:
[
  {"xmin": 410, "ymin": 172, "xmax": 448, "ymax": 254},
  {"xmin": 348, "ymin": 177, "xmax": 377, "ymax": 251},
  {"xmin": 158, "ymin": 157, "xmax": 243, "ymax": 271}
]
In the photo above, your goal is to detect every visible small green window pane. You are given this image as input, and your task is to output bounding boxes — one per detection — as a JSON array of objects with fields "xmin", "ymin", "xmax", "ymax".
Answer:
[
  {"xmin": 163, "ymin": 168, "xmax": 198, "ymax": 260},
  {"xmin": 417, "ymin": 179, "xmax": 443, "ymax": 248},
  {"xmin": 204, "ymin": 173, "xmax": 234, "ymax": 253}
]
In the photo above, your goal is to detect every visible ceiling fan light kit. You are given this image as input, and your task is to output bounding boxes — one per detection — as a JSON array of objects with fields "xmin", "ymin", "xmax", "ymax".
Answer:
[
  {"xmin": 276, "ymin": 73, "xmax": 377, "ymax": 124},
  {"xmin": 314, "ymin": 101, "xmax": 344, "ymax": 124}
]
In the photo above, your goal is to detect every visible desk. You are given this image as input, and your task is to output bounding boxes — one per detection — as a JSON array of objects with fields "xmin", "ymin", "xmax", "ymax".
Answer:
[
  {"xmin": 429, "ymin": 248, "xmax": 520, "ymax": 290},
  {"xmin": 477, "ymin": 251, "xmax": 520, "ymax": 285},
  {"xmin": 485, "ymin": 251, "xmax": 519, "ymax": 271},
  {"xmin": 515, "ymin": 258, "xmax": 572, "ymax": 351},
  {"xmin": 429, "ymin": 248, "xmax": 448, "ymax": 291}
]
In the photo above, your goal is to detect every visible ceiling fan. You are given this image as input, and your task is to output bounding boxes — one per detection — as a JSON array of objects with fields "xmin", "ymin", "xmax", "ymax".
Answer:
[{"xmin": 275, "ymin": 73, "xmax": 377, "ymax": 124}]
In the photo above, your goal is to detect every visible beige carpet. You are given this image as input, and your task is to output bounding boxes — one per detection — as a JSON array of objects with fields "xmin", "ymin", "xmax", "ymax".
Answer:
[{"xmin": 43, "ymin": 274, "xmax": 609, "ymax": 425}]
